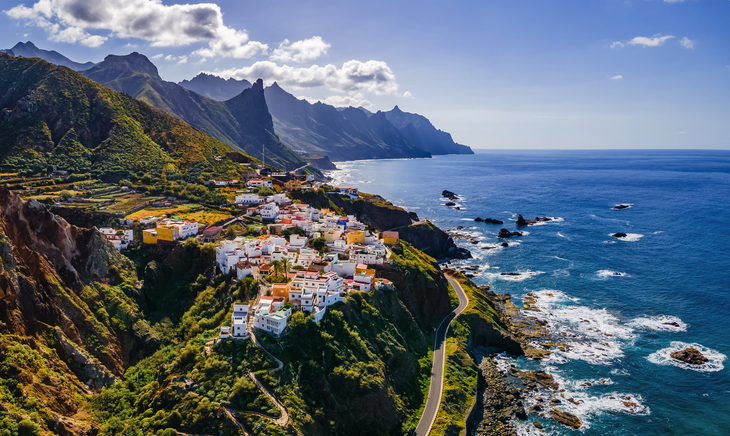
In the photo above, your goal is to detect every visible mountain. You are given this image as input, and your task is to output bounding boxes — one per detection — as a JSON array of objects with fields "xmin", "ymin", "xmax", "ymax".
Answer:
[
  {"xmin": 384, "ymin": 105, "xmax": 473, "ymax": 155},
  {"xmin": 0, "ymin": 53, "xmax": 252, "ymax": 178},
  {"xmin": 82, "ymin": 53, "xmax": 305, "ymax": 170},
  {"xmin": 3, "ymin": 41, "xmax": 96, "ymax": 71},
  {"xmin": 179, "ymin": 73, "xmax": 252, "ymax": 101},
  {"xmin": 265, "ymin": 82, "xmax": 431, "ymax": 161}
]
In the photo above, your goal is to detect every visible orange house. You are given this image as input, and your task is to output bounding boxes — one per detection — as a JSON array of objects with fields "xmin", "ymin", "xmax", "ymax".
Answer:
[{"xmin": 271, "ymin": 283, "xmax": 291, "ymax": 299}]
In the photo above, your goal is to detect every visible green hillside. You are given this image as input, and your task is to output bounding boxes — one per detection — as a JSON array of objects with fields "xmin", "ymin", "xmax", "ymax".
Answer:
[
  {"xmin": 0, "ymin": 53, "xmax": 257, "ymax": 179},
  {"xmin": 82, "ymin": 53, "xmax": 306, "ymax": 171}
]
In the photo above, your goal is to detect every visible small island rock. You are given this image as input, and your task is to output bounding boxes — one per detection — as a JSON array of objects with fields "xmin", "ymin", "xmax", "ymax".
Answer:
[
  {"xmin": 613, "ymin": 204, "xmax": 631, "ymax": 210},
  {"xmin": 442, "ymin": 190, "xmax": 459, "ymax": 200},
  {"xmin": 498, "ymin": 228, "xmax": 523, "ymax": 238},
  {"xmin": 670, "ymin": 347, "xmax": 708, "ymax": 365},
  {"xmin": 611, "ymin": 232, "xmax": 628, "ymax": 238}
]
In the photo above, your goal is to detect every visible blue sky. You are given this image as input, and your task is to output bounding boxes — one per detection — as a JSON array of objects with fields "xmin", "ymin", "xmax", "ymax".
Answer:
[{"xmin": 2, "ymin": 0, "xmax": 729, "ymax": 149}]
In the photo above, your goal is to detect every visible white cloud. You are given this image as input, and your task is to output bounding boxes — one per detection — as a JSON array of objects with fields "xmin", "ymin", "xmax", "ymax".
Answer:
[
  {"xmin": 611, "ymin": 75, "xmax": 623, "ymax": 80},
  {"xmin": 176, "ymin": 55, "xmax": 188, "ymax": 64},
  {"xmin": 3, "ymin": 0, "xmax": 266, "ymax": 58},
  {"xmin": 208, "ymin": 60, "xmax": 399, "ymax": 96},
  {"xmin": 269, "ymin": 36, "xmax": 330, "ymax": 63},
  {"xmin": 612, "ymin": 35, "xmax": 674, "ymax": 48},
  {"xmin": 151, "ymin": 53, "xmax": 163, "ymax": 59},
  {"xmin": 679, "ymin": 37, "xmax": 695, "ymax": 49},
  {"xmin": 403, "ymin": 91, "xmax": 413, "ymax": 98},
  {"xmin": 164, "ymin": 54, "xmax": 175, "ymax": 61}
]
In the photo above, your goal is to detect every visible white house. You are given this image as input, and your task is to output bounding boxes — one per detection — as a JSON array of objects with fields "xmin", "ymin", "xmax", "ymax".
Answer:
[
  {"xmin": 231, "ymin": 303, "xmax": 249, "ymax": 339},
  {"xmin": 235, "ymin": 260, "xmax": 254, "ymax": 279},
  {"xmin": 235, "ymin": 193, "xmax": 262, "ymax": 204},
  {"xmin": 260, "ymin": 203, "xmax": 279, "ymax": 220},
  {"xmin": 99, "ymin": 228, "xmax": 134, "ymax": 250},
  {"xmin": 248, "ymin": 179, "xmax": 273, "ymax": 188}
]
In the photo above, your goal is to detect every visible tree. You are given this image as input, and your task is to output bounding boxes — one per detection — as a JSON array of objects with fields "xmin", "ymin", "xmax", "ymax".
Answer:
[
  {"xmin": 310, "ymin": 237, "xmax": 327, "ymax": 253},
  {"xmin": 280, "ymin": 257, "xmax": 292, "ymax": 276},
  {"xmin": 256, "ymin": 186, "xmax": 275, "ymax": 196},
  {"xmin": 59, "ymin": 190, "xmax": 74, "ymax": 201},
  {"xmin": 271, "ymin": 260, "xmax": 283, "ymax": 279}
]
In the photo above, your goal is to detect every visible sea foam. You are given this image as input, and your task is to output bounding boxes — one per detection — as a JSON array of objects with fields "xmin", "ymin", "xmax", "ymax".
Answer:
[
  {"xmin": 597, "ymin": 270, "xmax": 629, "ymax": 278},
  {"xmin": 609, "ymin": 233, "xmax": 644, "ymax": 242},
  {"xmin": 629, "ymin": 315, "xmax": 687, "ymax": 332},
  {"xmin": 647, "ymin": 342, "xmax": 726, "ymax": 372}
]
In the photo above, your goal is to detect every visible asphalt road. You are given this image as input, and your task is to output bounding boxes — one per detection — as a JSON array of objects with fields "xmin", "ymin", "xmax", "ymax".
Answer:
[{"xmin": 413, "ymin": 275, "xmax": 470, "ymax": 436}]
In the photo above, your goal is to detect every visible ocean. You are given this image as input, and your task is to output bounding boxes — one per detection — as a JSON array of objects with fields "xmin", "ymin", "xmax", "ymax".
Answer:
[{"xmin": 329, "ymin": 150, "xmax": 730, "ymax": 435}]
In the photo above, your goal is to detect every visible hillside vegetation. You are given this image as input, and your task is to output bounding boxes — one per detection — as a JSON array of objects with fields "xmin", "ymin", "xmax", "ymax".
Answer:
[{"xmin": 0, "ymin": 53, "xmax": 255, "ymax": 179}]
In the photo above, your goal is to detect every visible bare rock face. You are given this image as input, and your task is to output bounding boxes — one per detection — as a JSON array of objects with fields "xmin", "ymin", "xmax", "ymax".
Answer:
[
  {"xmin": 671, "ymin": 348, "xmax": 708, "ymax": 365},
  {"xmin": 0, "ymin": 187, "xmax": 156, "ymax": 377}
]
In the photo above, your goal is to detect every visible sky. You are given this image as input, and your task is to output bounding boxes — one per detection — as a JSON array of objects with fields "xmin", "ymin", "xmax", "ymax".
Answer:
[{"xmin": 2, "ymin": 0, "xmax": 729, "ymax": 150}]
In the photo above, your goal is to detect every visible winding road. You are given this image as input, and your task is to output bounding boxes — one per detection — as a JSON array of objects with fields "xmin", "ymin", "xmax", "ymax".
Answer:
[{"xmin": 413, "ymin": 275, "xmax": 469, "ymax": 436}]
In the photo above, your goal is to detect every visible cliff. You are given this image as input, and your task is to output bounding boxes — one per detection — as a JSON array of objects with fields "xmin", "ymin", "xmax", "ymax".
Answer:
[{"xmin": 0, "ymin": 186, "xmax": 158, "ymax": 434}]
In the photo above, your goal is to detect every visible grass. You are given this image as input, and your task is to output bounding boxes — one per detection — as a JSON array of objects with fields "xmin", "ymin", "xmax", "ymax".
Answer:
[
  {"xmin": 125, "ymin": 203, "xmax": 199, "ymax": 220},
  {"xmin": 175, "ymin": 209, "xmax": 233, "ymax": 225}
]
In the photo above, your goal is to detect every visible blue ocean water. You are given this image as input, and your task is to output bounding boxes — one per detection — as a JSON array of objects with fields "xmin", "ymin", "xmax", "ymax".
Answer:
[{"xmin": 329, "ymin": 150, "xmax": 730, "ymax": 435}]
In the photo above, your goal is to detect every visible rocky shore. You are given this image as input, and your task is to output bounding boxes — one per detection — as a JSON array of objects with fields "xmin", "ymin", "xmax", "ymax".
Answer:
[{"xmin": 516, "ymin": 214, "xmax": 561, "ymax": 226}]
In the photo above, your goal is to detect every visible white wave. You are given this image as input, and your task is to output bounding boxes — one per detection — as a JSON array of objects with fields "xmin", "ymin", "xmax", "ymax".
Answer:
[
  {"xmin": 483, "ymin": 270, "xmax": 544, "ymax": 281},
  {"xmin": 495, "ymin": 355, "xmax": 511, "ymax": 374},
  {"xmin": 647, "ymin": 342, "xmax": 726, "ymax": 372},
  {"xmin": 629, "ymin": 315, "xmax": 687, "ymax": 332},
  {"xmin": 603, "ymin": 240, "xmax": 617, "ymax": 244},
  {"xmin": 557, "ymin": 232, "xmax": 565, "ymax": 237},
  {"xmin": 653, "ymin": 231, "xmax": 663, "ymax": 234},
  {"xmin": 526, "ymin": 290, "xmax": 634, "ymax": 365},
  {"xmin": 609, "ymin": 233, "xmax": 644, "ymax": 242},
  {"xmin": 611, "ymin": 368, "xmax": 630, "ymax": 376},
  {"xmin": 520, "ymin": 231, "xmax": 530, "ymax": 236},
  {"xmin": 596, "ymin": 270, "xmax": 629, "ymax": 278},
  {"xmin": 529, "ymin": 217, "xmax": 565, "ymax": 226},
  {"xmin": 552, "ymin": 256, "xmax": 569, "ymax": 261}
]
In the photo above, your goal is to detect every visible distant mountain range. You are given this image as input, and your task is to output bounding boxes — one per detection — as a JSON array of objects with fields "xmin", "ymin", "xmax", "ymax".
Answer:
[
  {"xmin": 0, "ymin": 52, "xmax": 252, "ymax": 178},
  {"xmin": 1, "ymin": 41, "xmax": 96, "ymax": 71},
  {"xmin": 1, "ymin": 41, "xmax": 473, "ymax": 171},
  {"xmin": 179, "ymin": 73, "xmax": 252, "ymax": 101}
]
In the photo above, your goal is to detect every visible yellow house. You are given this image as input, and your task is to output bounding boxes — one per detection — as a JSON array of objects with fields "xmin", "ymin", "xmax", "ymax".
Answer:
[
  {"xmin": 142, "ymin": 229, "xmax": 158, "ymax": 244},
  {"xmin": 285, "ymin": 180, "xmax": 302, "ymax": 191},
  {"xmin": 346, "ymin": 230, "xmax": 366, "ymax": 245},
  {"xmin": 271, "ymin": 283, "xmax": 291, "ymax": 300},
  {"xmin": 142, "ymin": 226, "xmax": 179, "ymax": 244},
  {"xmin": 382, "ymin": 231, "xmax": 399, "ymax": 245}
]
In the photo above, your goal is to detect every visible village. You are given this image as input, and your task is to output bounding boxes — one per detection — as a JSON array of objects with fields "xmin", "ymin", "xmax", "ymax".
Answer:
[{"xmin": 92, "ymin": 170, "xmax": 398, "ymax": 341}]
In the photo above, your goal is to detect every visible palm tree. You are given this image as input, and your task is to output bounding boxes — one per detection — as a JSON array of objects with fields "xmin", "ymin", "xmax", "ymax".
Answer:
[
  {"xmin": 281, "ymin": 257, "xmax": 292, "ymax": 278},
  {"xmin": 271, "ymin": 260, "xmax": 283, "ymax": 279}
]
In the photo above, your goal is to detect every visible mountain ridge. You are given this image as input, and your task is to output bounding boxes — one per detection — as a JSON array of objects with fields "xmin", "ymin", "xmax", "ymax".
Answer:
[
  {"xmin": 179, "ymin": 72, "xmax": 252, "ymax": 101},
  {"xmin": 0, "ymin": 53, "xmax": 252, "ymax": 178},
  {"xmin": 384, "ymin": 105, "xmax": 473, "ymax": 155},
  {"xmin": 2, "ymin": 41, "xmax": 96, "ymax": 71},
  {"xmin": 81, "ymin": 52, "xmax": 306, "ymax": 170}
]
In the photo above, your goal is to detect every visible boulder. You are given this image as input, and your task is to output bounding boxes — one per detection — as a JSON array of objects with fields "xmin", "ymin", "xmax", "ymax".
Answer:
[
  {"xmin": 613, "ymin": 204, "xmax": 631, "ymax": 210},
  {"xmin": 445, "ymin": 201, "xmax": 456, "ymax": 207},
  {"xmin": 516, "ymin": 214, "xmax": 527, "ymax": 226},
  {"xmin": 551, "ymin": 409, "xmax": 581, "ymax": 428},
  {"xmin": 670, "ymin": 348, "xmax": 708, "ymax": 365},
  {"xmin": 611, "ymin": 232, "xmax": 628, "ymax": 238},
  {"xmin": 476, "ymin": 217, "xmax": 504, "ymax": 224},
  {"xmin": 517, "ymin": 214, "xmax": 559, "ymax": 226},
  {"xmin": 498, "ymin": 228, "xmax": 523, "ymax": 238},
  {"xmin": 442, "ymin": 190, "xmax": 458, "ymax": 200}
]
